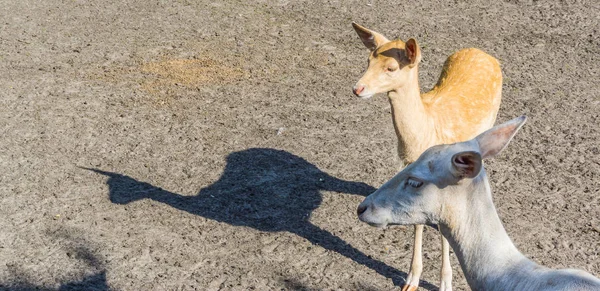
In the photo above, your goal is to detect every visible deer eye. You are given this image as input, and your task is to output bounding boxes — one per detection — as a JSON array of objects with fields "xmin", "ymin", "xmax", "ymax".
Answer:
[
  {"xmin": 387, "ymin": 66, "xmax": 397, "ymax": 72},
  {"xmin": 406, "ymin": 177, "xmax": 423, "ymax": 188}
]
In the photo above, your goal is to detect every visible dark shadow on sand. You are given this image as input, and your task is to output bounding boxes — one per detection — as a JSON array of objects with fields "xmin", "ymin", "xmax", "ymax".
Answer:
[
  {"xmin": 84, "ymin": 148, "xmax": 436, "ymax": 289},
  {"xmin": 0, "ymin": 272, "xmax": 109, "ymax": 291},
  {"xmin": 0, "ymin": 238, "xmax": 110, "ymax": 291}
]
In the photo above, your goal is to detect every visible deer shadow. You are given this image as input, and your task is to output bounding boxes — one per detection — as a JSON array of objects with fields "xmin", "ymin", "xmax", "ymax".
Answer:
[{"xmin": 85, "ymin": 148, "xmax": 436, "ymax": 289}]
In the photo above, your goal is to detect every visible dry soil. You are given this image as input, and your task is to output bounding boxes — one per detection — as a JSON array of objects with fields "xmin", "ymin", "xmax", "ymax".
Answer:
[{"xmin": 0, "ymin": 0, "xmax": 599, "ymax": 290}]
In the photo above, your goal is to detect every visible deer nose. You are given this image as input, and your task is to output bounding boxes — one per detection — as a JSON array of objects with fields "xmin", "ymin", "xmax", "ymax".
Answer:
[
  {"xmin": 357, "ymin": 204, "xmax": 368, "ymax": 216},
  {"xmin": 353, "ymin": 85, "xmax": 365, "ymax": 96}
]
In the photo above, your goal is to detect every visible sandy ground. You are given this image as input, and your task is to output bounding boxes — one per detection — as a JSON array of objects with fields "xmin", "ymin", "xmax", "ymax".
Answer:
[{"xmin": 0, "ymin": 0, "xmax": 599, "ymax": 290}]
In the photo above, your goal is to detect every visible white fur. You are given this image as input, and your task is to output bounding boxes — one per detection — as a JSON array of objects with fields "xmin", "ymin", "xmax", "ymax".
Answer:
[{"xmin": 358, "ymin": 117, "xmax": 600, "ymax": 290}]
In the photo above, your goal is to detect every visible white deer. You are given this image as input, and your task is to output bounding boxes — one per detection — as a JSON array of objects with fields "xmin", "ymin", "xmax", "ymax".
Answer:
[
  {"xmin": 351, "ymin": 22, "xmax": 503, "ymax": 291},
  {"xmin": 357, "ymin": 116, "xmax": 600, "ymax": 291}
]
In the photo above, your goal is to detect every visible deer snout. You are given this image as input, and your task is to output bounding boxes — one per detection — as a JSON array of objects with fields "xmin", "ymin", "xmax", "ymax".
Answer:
[
  {"xmin": 357, "ymin": 203, "xmax": 368, "ymax": 216},
  {"xmin": 357, "ymin": 200, "xmax": 387, "ymax": 227},
  {"xmin": 352, "ymin": 84, "xmax": 365, "ymax": 96}
]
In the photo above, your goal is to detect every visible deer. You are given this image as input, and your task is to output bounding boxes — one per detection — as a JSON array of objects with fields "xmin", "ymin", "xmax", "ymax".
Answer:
[
  {"xmin": 351, "ymin": 22, "xmax": 503, "ymax": 291},
  {"xmin": 357, "ymin": 116, "xmax": 600, "ymax": 290}
]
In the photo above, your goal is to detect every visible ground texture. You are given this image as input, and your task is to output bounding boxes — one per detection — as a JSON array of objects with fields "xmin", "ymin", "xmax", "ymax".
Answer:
[{"xmin": 0, "ymin": 0, "xmax": 599, "ymax": 290}]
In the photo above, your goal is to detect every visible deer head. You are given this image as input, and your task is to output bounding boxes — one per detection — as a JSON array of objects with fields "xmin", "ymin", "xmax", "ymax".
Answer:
[
  {"xmin": 352, "ymin": 22, "xmax": 422, "ymax": 98},
  {"xmin": 357, "ymin": 116, "xmax": 527, "ymax": 227}
]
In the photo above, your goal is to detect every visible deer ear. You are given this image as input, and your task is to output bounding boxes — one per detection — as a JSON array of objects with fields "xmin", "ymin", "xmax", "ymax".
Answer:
[
  {"xmin": 405, "ymin": 38, "xmax": 421, "ymax": 67},
  {"xmin": 352, "ymin": 22, "xmax": 390, "ymax": 51},
  {"xmin": 476, "ymin": 116, "xmax": 527, "ymax": 159},
  {"xmin": 451, "ymin": 151, "xmax": 482, "ymax": 179}
]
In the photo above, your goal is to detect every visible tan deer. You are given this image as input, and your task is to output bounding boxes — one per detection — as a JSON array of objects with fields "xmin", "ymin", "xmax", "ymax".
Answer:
[
  {"xmin": 357, "ymin": 116, "xmax": 600, "ymax": 291},
  {"xmin": 351, "ymin": 22, "xmax": 503, "ymax": 291}
]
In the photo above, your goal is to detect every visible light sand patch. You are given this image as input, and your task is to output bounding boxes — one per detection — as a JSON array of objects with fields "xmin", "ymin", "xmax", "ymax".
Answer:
[{"xmin": 140, "ymin": 58, "xmax": 245, "ymax": 90}]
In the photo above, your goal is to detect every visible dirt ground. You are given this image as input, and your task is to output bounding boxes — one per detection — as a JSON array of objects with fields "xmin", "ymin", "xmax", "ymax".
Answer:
[{"xmin": 0, "ymin": 0, "xmax": 599, "ymax": 290}]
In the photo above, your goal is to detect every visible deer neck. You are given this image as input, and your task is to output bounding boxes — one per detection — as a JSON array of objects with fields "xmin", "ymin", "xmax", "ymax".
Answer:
[
  {"xmin": 439, "ymin": 173, "xmax": 536, "ymax": 290},
  {"xmin": 387, "ymin": 68, "xmax": 434, "ymax": 163}
]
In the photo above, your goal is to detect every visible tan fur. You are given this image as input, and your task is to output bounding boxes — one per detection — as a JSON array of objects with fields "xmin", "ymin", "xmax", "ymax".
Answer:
[
  {"xmin": 424, "ymin": 48, "xmax": 503, "ymax": 142},
  {"xmin": 358, "ymin": 39, "xmax": 502, "ymax": 163}
]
